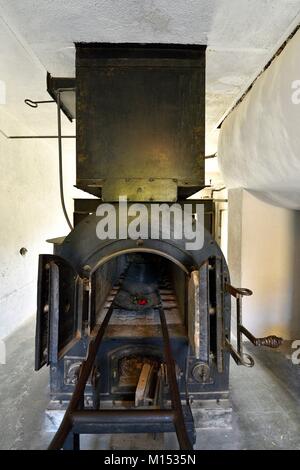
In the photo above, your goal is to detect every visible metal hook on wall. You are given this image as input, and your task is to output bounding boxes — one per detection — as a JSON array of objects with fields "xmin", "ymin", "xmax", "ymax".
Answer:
[
  {"xmin": 24, "ymin": 99, "xmax": 55, "ymax": 108},
  {"xmin": 23, "ymin": 90, "xmax": 75, "ymax": 232}
]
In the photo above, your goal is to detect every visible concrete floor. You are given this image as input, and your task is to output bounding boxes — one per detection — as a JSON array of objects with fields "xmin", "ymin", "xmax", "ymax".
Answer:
[{"xmin": 0, "ymin": 318, "xmax": 300, "ymax": 450}]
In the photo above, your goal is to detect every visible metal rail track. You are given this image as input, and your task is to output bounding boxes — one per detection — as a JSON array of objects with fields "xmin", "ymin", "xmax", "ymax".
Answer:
[{"xmin": 48, "ymin": 279, "xmax": 194, "ymax": 450}]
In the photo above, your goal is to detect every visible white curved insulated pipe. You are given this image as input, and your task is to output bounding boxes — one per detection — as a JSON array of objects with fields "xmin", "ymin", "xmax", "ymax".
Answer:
[{"xmin": 218, "ymin": 29, "xmax": 300, "ymax": 209}]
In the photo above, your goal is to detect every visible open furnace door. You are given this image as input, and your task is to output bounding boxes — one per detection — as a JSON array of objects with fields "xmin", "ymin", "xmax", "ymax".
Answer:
[
  {"xmin": 188, "ymin": 263, "xmax": 210, "ymax": 363},
  {"xmin": 188, "ymin": 258, "xmax": 225, "ymax": 372},
  {"xmin": 35, "ymin": 255, "xmax": 82, "ymax": 370}
]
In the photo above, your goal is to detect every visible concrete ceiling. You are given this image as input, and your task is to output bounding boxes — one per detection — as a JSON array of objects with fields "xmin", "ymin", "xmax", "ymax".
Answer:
[{"xmin": 0, "ymin": 0, "xmax": 300, "ymax": 169}]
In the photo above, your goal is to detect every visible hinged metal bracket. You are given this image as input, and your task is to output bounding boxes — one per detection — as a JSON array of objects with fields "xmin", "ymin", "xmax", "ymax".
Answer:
[{"xmin": 225, "ymin": 284, "xmax": 283, "ymax": 367}]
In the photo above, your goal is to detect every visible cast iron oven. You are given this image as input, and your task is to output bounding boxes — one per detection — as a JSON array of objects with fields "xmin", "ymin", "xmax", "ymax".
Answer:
[{"xmin": 35, "ymin": 44, "xmax": 282, "ymax": 450}]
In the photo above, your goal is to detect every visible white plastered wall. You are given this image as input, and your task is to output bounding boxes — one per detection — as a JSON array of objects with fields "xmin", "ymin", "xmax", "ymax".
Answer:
[
  {"xmin": 218, "ymin": 29, "xmax": 300, "ymax": 209},
  {"xmin": 0, "ymin": 16, "xmax": 76, "ymax": 340},
  {"xmin": 220, "ymin": 28, "xmax": 300, "ymax": 340},
  {"xmin": 228, "ymin": 189, "xmax": 300, "ymax": 339},
  {"xmin": 0, "ymin": 134, "xmax": 76, "ymax": 340}
]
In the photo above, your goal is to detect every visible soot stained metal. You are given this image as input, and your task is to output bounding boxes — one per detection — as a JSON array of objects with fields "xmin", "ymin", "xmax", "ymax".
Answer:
[{"xmin": 34, "ymin": 44, "xmax": 282, "ymax": 450}]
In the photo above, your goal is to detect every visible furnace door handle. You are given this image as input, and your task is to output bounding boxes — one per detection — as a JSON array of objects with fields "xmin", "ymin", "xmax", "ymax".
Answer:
[{"xmin": 225, "ymin": 284, "xmax": 283, "ymax": 367}]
